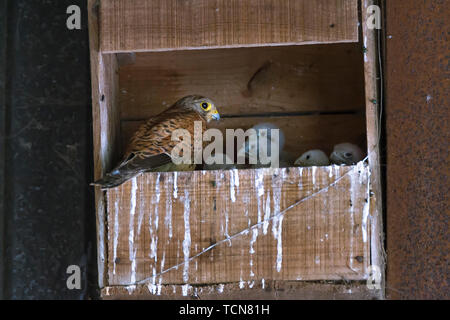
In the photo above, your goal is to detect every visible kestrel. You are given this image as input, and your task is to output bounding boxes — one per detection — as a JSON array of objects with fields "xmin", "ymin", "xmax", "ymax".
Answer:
[
  {"xmin": 295, "ymin": 149, "xmax": 330, "ymax": 167},
  {"xmin": 330, "ymin": 143, "xmax": 364, "ymax": 165},
  {"xmin": 93, "ymin": 95, "xmax": 220, "ymax": 188}
]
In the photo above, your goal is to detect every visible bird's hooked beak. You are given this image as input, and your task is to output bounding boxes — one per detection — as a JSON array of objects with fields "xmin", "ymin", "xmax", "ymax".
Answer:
[{"xmin": 211, "ymin": 109, "xmax": 220, "ymax": 121}]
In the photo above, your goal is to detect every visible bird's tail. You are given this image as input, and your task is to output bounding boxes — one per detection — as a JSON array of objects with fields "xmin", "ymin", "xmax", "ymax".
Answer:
[{"xmin": 91, "ymin": 171, "xmax": 138, "ymax": 189}]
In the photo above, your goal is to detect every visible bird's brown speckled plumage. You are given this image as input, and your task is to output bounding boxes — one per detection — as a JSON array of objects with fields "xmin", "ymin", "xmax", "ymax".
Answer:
[{"xmin": 92, "ymin": 95, "xmax": 219, "ymax": 188}]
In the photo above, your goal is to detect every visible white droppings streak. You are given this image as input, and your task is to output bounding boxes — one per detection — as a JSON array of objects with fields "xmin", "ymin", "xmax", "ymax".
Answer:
[
  {"xmin": 272, "ymin": 174, "xmax": 283, "ymax": 272},
  {"xmin": 113, "ymin": 192, "xmax": 119, "ymax": 275},
  {"xmin": 239, "ymin": 279, "xmax": 245, "ymax": 289},
  {"xmin": 312, "ymin": 166, "xmax": 317, "ymax": 186},
  {"xmin": 328, "ymin": 166, "xmax": 333, "ymax": 178},
  {"xmin": 126, "ymin": 285, "xmax": 136, "ymax": 295},
  {"xmin": 255, "ymin": 171, "xmax": 265, "ymax": 224},
  {"xmin": 182, "ymin": 189, "xmax": 191, "ymax": 283},
  {"xmin": 129, "ymin": 178, "xmax": 138, "ymax": 283},
  {"xmin": 147, "ymin": 283, "xmax": 157, "ymax": 295},
  {"xmin": 182, "ymin": 284, "xmax": 190, "ymax": 296},
  {"xmin": 364, "ymin": 36, "xmax": 368, "ymax": 62},
  {"xmin": 263, "ymin": 193, "xmax": 271, "ymax": 235},
  {"xmin": 361, "ymin": 163, "xmax": 371, "ymax": 243},
  {"xmin": 165, "ymin": 175, "xmax": 173, "ymax": 238},
  {"xmin": 173, "ymin": 172, "xmax": 178, "ymax": 198},
  {"xmin": 217, "ymin": 284, "xmax": 224, "ymax": 293},
  {"xmin": 229, "ymin": 169, "xmax": 239, "ymax": 202},
  {"xmin": 349, "ymin": 168, "xmax": 357, "ymax": 270},
  {"xmin": 137, "ymin": 178, "xmax": 145, "ymax": 236},
  {"xmin": 261, "ymin": 278, "xmax": 265, "ymax": 289},
  {"xmin": 275, "ymin": 215, "xmax": 284, "ymax": 272},
  {"xmin": 297, "ymin": 167, "xmax": 303, "ymax": 189}
]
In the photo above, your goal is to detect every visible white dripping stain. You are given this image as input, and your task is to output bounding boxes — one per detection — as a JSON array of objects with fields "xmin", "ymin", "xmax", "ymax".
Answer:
[
  {"xmin": 129, "ymin": 178, "xmax": 138, "ymax": 284},
  {"xmin": 272, "ymin": 173, "xmax": 284, "ymax": 273},
  {"xmin": 126, "ymin": 285, "xmax": 136, "ymax": 295},
  {"xmin": 312, "ymin": 166, "xmax": 317, "ymax": 186},
  {"xmin": 315, "ymin": 256, "xmax": 320, "ymax": 265},
  {"xmin": 159, "ymin": 251, "xmax": 165, "ymax": 290},
  {"xmin": 297, "ymin": 167, "xmax": 303, "ymax": 189},
  {"xmin": 150, "ymin": 174, "xmax": 161, "ymax": 261},
  {"xmin": 229, "ymin": 169, "xmax": 239, "ymax": 202},
  {"xmin": 147, "ymin": 282, "xmax": 157, "ymax": 295},
  {"xmin": 165, "ymin": 175, "xmax": 173, "ymax": 238},
  {"xmin": 182, "ymin": 284, "xmax": 190, "ymax": 296},
  {"xmin": 173, "ymin": 172, "xmax": 178, "ymax": 198},
  {"xmin": 217, "ymin": 284, "xmax": 224, "ymax": 293},
  {"xmin": 249, "ymin": 228, "xmax": 258, "ymax": 277},
  {"xmin": 360, "ymin": 162, "xmax": 371, "ymax": 243},
  {"xmin": 137, "ymin": 178, "xmax": 145, "ymax": 236},
  {"xmin": 364, "ymin": 35, "xmax": 368, "ymax": 62},
  {"xmin": 239, "ymin": 278, "xmax": 245, "ymax": 289},
  {"xmin": 182, "ymin": 189, "xmax": 191, "ymax": 283},
  {"xmin": 112, "ymin": 189, "xmax": 120, "ymax": 275},
  {"xmin": 334, "ymin": 165, "xmax": 340, "ymax": 179},
  {"xmin": 261, "ymin": 278, "xmax": 265, "ymax": 289},
  {"xmin": 248, "ymin": 280, "xmax": 255, "ymax": 288},
  {"xmin": 349, "ymin": 166, "xmax": 357, "ymax": 271},
  {"xmin": 255, "ymin": 170, "xmax": 265, "ymax": 224},
  {"xmin": 328, "ymin": 165, "xmax": 333, "ymax": 178},
  {"xmin": 262, "ymin": 193, "xmax": 271, "ymax": 235}
]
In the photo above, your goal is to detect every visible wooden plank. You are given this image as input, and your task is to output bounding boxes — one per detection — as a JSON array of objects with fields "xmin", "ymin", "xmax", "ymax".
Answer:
[
  {"xmin": 361, "ymin": 0, "xmax": 385, "ymax": 299},
  {"xmin": 100, "ymin": 0, "xmax": 359, "ymax": 53},
  {"xmin": 121, "ymin": 114, "xmax": 367, "ymax": 160},
  {"xmin": 88, "ymin": 0, "xmax": 122, "ymax": 288},
  {"xmin": 118, "ymin": 43, "xmax": 366, "ymax": 120},
  {"xmin": 105, "ymin": 165, "xmax": 371, "ymax": 291},
  {"xmin": 101, "ymin": 281, "xmax": 381, "ymax": 299}
]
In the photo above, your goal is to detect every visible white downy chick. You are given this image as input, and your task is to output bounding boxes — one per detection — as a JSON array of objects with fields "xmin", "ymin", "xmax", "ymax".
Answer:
[
  {"xmin": 330, "ymin": 143, "xmax": 364, "ymax": 165},
  {"xmin": 237, "ymin": 123, "xmax": 285, "ymax": 168},
  {"xmin": 294, "ymin": 150, "xmax": 330, "ymax": 167}
]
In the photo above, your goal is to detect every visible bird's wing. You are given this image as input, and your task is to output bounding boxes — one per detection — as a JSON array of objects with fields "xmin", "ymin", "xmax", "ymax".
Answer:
[{"xmin": 92, "ymin": 109, "xmax": 205, "ymax": 188}]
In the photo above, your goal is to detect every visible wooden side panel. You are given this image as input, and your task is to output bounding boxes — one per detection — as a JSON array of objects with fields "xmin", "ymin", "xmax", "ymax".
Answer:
[
  {"xmin": 88, "ymin": 0, "xmax": 121, "ymax": 288},
  {"xmin": 105, "ymin": 165, "xmax": 371, "ymax": 292},
  {"xmin": 361, "ymin": 0, "xmax": 385, "ymax": 296},
  {"xmin": 121, "ymin": 113, "xmax": 367, "ymax": 159},
  {"xmin": 118, "ymin": 44, "xmax": 366, "ymax": 120},
  {"xmin": 100, "ymin": 0, "xmax": 359, "ymax": 53}
]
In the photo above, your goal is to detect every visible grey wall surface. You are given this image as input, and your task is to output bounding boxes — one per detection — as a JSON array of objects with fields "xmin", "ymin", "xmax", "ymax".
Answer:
[{"xmin": 0, "ymin": 0, "xmax": 97, "ymax": 299}]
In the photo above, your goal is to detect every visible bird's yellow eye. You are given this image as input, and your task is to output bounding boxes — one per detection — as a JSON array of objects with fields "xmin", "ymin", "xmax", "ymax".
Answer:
[{"xmin": 201, "ymin": 102, "xmax": 212, "ymax": 111}]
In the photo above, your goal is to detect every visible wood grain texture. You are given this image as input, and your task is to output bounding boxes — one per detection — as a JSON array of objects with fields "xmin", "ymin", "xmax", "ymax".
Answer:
[
  {"xmin": 118, "ymin": 43, "xmax": 366, "ymax": 120},
  {"xmin": 101, "ymin": 280, "xmax": 381, "ymax": 299},
  {"xmin": 105, "ymin": 165, "xmax": 371, "ymax": 292},
  {"xmin": 121, "ymin": 113, "xmax": 367, "ymax": 160},
  {"xmin": 361, "ymin": 0, "xmax": 385, "ymax": 296},
  {"xmin": 100, "ymin": 0, "xmax": 359, "ymax": 53},
  {"xmin": 88, "ymin": 0, "xmax": 122, "ymax": 288}
]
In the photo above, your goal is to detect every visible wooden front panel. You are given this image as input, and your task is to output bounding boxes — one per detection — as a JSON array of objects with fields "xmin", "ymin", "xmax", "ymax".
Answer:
[
  {"xmin": 106, "ymin": 165, "xmax": 371, "ymax": 290},
  {"xmin": 100, "ymin": 0, "xmax": 359, "ymax": 53}
]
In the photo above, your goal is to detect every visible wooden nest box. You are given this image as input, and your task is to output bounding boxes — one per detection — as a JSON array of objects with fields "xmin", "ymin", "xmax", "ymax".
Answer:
[{"xmin": 88, "ymin": 0, "xmax": 384, "ymax": 299}]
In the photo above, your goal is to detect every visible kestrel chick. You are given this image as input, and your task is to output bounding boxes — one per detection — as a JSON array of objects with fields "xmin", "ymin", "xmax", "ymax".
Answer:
[
  {"xmin": 237, "ymin": 123, "xmax": 285, "ymax": 168},
  {"xmin": 92, "ymin": 95, "xmax": 220, "ymax": 188},
  {"xmin": 295, "ymin": 150, "xmax": 330, "ymax": 167},
  {"xmin": 330, "ymin": 143, "xmax": 364, "ymax": 165}
]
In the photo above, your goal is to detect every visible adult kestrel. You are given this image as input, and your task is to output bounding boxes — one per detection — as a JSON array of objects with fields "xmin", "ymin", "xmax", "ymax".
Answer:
[{"xmin": 93, "ymin": 95, "xmax": 220, "ymax": 188}]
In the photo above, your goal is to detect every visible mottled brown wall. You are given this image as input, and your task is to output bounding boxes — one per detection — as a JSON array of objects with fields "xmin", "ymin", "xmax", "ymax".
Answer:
[{"xmin": 385, "ymin": 0, "xmax": 449, "ymax": 299}]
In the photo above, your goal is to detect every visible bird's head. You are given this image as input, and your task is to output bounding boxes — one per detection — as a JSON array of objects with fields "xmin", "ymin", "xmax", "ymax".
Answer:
[
  {"xmin": 295, "ymin": 149, "xmax": 330, "ymax": 167},
  {"xmin": 177, "ymin": 95, "xmax": 221, "ymax": 122},
  {"xmin": 330, "ymin": 143, "xmax": 364, "ymax": 165}
]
